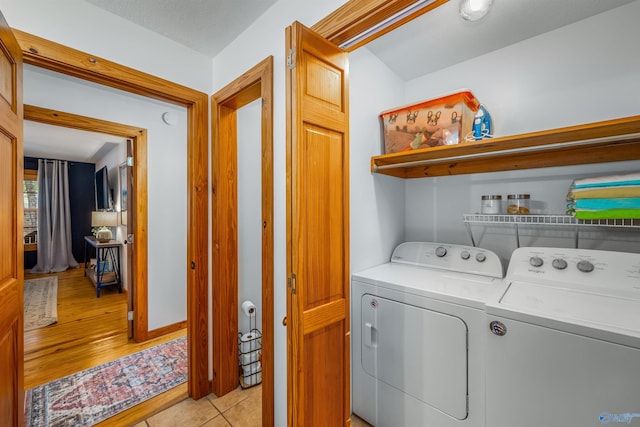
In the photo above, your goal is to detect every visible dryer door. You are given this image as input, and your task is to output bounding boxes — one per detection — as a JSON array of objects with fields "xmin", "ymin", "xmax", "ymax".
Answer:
[{"xmin": 361, "ymin": 294, "xmax": 468, "ymax": 420}]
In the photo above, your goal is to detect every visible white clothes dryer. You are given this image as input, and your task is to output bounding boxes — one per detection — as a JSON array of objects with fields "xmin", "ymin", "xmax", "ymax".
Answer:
[
  {"xmin": 485, "ymin": 247, "xmax": 640, "ymax": 427},
  {"xmin": 351, "ymin": 242, "xmax": 505, "ymax": 427}
]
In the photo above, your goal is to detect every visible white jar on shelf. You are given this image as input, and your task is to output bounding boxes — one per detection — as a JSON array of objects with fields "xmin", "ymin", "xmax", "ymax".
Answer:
[{"xmin": 481, "ymin": 195, "xmax": 502, "ymax": 214}]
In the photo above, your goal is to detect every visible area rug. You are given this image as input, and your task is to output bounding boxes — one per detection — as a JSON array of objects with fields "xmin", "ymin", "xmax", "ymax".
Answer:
[
  {"xmin": 24, "ymin": 276, "xmax": 58, "ymax": 331},
  {"xmin": 24, "ymin": 336, "xmax": 187, "ymax": 427}
]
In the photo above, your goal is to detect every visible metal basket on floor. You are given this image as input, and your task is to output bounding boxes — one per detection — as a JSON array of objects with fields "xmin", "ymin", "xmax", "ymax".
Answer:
[{"xmin": 238, "ymin": 328, "xmax": 262, "ymax": 389}]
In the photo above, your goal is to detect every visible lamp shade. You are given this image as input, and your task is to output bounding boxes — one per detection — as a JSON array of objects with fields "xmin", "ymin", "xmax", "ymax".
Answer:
[{"xmin": 91, "ymin": 211, "xmax": 119, "ymax": 227}]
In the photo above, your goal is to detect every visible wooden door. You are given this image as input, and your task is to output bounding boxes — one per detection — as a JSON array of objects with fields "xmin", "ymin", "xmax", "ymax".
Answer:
[
  {"xmin": 286, "ymin": 21, "xmax": 350, "ymax": 426},
  {"xmin": 0, "ymin": 11, "xmax": 24, "ymax": 427}
]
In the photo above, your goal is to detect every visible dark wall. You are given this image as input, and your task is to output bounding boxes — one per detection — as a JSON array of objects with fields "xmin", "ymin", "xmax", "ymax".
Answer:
[
  {"xmin": 24, "ymin": 157, "xmax": 96, "ymax": 269},
  {"xmin": 68, "ymin": 162, "xmax": 96, "ymax": 263}
]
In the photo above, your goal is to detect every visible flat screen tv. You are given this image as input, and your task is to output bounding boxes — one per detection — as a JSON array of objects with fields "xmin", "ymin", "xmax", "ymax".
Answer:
[{"xmin": 95, "ymin": 165, "xmax": 110, "ymax": 210}]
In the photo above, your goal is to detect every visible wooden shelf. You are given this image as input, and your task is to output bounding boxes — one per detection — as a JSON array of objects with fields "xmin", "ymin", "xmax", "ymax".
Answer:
[{"xmin": 371, "ymin": 115, "xmax": 640, "ymax": 178}]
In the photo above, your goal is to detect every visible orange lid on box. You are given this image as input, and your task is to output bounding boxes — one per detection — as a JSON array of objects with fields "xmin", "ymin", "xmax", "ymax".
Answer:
[{"xmin": 380, "ymin": 90, "xmax": 481, "ymax": 118}]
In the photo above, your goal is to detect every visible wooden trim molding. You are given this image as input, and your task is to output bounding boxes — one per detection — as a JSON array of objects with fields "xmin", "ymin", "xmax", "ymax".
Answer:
[
  {"xmin": 312, "ymin": 0, "xmax": 449, "ymax": 50},
  {"xmin": 24, "ymin": 105, "xmax": 151, "ymax": 341},
  {"xmin": 16, "ymin": 31, "xmax": 210, "ymax": 399},
  {"xmin": 147, "ymin": 321, "xmax": 188, "ymax": 341},
  {"xmin": 211, "ymin": 56, "xmax": 274, "ymax": 425}
]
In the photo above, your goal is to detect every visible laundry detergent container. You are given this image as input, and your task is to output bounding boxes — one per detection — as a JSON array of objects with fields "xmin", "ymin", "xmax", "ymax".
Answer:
[{"xmin": 380, "ymin": 90, "xmax": 480, "ymax": 153}]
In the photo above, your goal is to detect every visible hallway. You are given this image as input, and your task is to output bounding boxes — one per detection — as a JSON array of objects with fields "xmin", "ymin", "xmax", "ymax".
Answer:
[{"xmin": 24, "ymin": 267, "xmax": 184, "ymax": 388}]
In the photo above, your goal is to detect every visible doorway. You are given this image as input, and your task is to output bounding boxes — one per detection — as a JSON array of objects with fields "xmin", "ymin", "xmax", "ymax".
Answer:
[
  {"xmin": 24, "ymin": 104, "xmax": 148, "ymax": 340},
  {"xmin": 211, "ymin": 56, "xmax": 274, "ymax": 425},
  {"xmin": 14, "ymin": 29, "xmax": 210, "ymax": 399}
]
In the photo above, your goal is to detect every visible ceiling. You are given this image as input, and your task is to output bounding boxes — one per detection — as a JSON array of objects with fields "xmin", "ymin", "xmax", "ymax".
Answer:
[
  {"xmin": 24, "ymin": 0, "xmax": 280, "ymax": 163},
  {"xmin": 24, "ymin": 0, "xmax": 635, "ymax": 163},
  {"xmin": 24, "ymin": 121, "xmax": 125, "ymax": 164},
  {"xmin": 83, "ymin": 0, "xmax": 279, "ymax": 58},
  {"xmin": 367, "ymin": 0, "xmax": 635, "ymax": 81}
]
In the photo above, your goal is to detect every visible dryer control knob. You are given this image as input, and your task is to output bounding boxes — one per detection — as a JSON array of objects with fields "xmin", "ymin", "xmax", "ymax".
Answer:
[
  {"xmin": 460, "ymin": 250, "xmax": 471, "ymax": 260},
  {"xmin": 435, "ymin": 246, "xmax": 447, "ymax": 257},
  {"xmin": 475, "ymin": 252, "xmax": 486, "ymax": 262},
  {"xmin": 577, "ymin": 260, "xmax": 595, "ymax": 273},
  {"xmin": 529, "ymin": 256, "xmax": 544, "ymax": 268},
  {"xmin": 552, "ymin": 258, "xmax": 568, "ymax": 270}
]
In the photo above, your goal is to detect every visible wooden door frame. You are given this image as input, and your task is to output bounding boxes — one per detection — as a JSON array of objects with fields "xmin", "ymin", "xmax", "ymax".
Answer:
[
  {"xmin": 211, "ymin": 56, "xmax": 274, "ymax": 425},
  {"xmin": 311, "ymin": 0, "xmax": 449, "ymax": 50},
  {"xmin": 23, "ymin": 105, "xmax": 151, "ymax": 341},
  {"xmin": 14, "ymin": 30, "xmax": 210, "ymax": 399}
]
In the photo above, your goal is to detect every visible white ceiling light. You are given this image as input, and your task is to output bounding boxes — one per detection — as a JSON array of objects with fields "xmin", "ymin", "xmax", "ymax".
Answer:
[{"xmin": 459, "ymin": 0, "xmax": 493, "ymax": 21}]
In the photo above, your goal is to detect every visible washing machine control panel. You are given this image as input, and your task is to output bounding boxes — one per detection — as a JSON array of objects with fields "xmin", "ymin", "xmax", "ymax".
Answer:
[
  {"xmin": 391, "ymin": 242, "xmax": 503, "ymax": 278},
  {"xmin": 509, "ymin": 247, "xmax": 640, "ymax": 295}
]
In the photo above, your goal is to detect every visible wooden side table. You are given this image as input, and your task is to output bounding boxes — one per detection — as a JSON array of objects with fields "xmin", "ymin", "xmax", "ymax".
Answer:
[{"xmin": 83, "ymin": 235, "xmax": 122, "ymax": 297}]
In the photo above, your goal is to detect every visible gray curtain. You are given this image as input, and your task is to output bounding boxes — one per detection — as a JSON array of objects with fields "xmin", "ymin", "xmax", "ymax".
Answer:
[{"xmin": 31, "ymin": 159, "xmax": 79, "ymax": 273}]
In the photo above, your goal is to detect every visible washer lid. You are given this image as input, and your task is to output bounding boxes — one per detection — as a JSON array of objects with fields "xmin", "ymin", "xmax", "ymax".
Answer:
[{"xmin": 488, "ymin": 281, "xmax": 640, "ymax": 346}]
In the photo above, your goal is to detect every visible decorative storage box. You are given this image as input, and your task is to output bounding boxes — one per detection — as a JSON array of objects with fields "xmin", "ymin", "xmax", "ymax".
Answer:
[{"xmin": 380, "ymin": 90, "xmax": 480, "ymax": 153}]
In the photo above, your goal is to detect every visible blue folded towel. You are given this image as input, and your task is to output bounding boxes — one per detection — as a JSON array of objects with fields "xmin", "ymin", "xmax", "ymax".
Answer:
[{"xmin": 574, "ymin": 198, "xmax": 640, "ymax": 210}]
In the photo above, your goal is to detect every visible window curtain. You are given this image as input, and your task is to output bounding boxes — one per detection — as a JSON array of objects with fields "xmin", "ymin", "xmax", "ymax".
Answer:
[{"xmin": 31, "ymin": 159, "xmax": 79, "ymax": 273}]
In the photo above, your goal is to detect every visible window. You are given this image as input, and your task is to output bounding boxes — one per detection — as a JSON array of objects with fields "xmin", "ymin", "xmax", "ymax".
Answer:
[{"xmin": 23, "ymin": 169, "xmax": 38, "ymax": 251}]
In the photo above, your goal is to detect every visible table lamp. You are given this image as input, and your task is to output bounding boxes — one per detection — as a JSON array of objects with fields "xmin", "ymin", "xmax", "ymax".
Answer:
[{"xmin": 91, "ymin": 211, "xmax": 118, "ymax": 242}]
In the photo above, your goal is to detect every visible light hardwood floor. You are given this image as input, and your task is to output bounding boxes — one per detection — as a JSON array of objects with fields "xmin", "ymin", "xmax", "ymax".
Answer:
[
  {"xmin": 24, "ymin": 267, "xmax": 188, "ymax": 425},
  {"xmin": 24, "ymin": 268, "xmax": 371, "ymax": 426}
]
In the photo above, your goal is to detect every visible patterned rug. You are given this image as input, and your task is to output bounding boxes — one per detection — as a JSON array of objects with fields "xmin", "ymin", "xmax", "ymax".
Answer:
[
  {"xmin": 24, "ymin": 276, "xmax": 58, "ymax": 331},
  {"xmin": 24, "ymin": 336, "xmax": 187, "ymax": 426}
]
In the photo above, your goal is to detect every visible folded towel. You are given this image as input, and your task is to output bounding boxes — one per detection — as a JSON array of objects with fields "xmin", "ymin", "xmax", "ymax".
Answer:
[
  {"xmin": 572, "ymin": 172, "xmax": 640, "ymax": 189},
  {"xmin": 574, "ymin": 198, "xmax": 640, "ymax": 210},
  {"xmin": 569, "ymin": 186, "xmax": 640, "ymax": 199},
  {"xmin": 574, "ymin": 208, "xmax": 640, "ymax": 220}
]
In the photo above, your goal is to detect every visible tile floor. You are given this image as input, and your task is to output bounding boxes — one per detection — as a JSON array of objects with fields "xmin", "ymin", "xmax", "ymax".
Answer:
[
  {"xmin": 136, "ymin": 385, "xmax": 262, "ymax": 427},
  {"xmin": 133, "ymin": 384, "xmax": 372, "ymax": 426}
]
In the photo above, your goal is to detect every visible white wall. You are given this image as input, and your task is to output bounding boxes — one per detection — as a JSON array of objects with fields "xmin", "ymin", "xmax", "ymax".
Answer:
[
  {"xmin": 24, "ymin": 65, "xmax": 189, "ymax": 331},
  {"xmin": 1, "ymin": 0, "xmax": 208, "ymax": 332},
  {"xmin": 211, "ymin": 0, "xmax": 348, "ymax": 423},
  {"xmin": 349, "ymin": 47, "xmax": 407, "ymax": 274},
  {"xmin": 403, "ymin": 2, "xmax": 640, "ymax": 137},
  {"xmin": 351, "ymin": 1, "xmax": 640, "ymax": 267},
  {"xmin": 237, "ymin": 99, "xmax": 263, "ymax": 335},
  {"xmin": 0, "ymin": 0, "xmax": 212, "ymax": 93}
]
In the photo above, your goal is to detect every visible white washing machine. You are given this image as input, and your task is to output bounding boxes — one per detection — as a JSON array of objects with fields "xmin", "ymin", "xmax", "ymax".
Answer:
[
  {"xmin": 351, "ymin": 242, "xmax": 505, "ymax": 427},
  {"xmin": 485, "ymin": 247, "xmax": 640, "ymax": 427}
]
